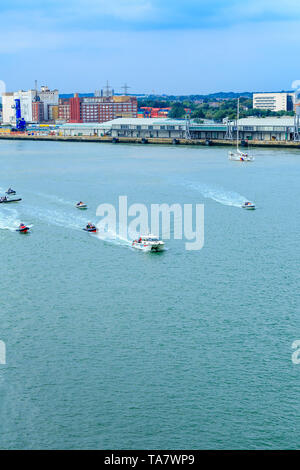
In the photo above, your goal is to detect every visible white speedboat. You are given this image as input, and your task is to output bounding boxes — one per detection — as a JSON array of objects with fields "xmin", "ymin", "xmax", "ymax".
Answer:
[
  {"xmin": 242, "ymin": 201, "xmax": 256, "ymax": 210},
  {"xmin": 76, "ymin": 201, "xmax": 87, "ymax": 209},
  {"xmin": 132, "ymin": 234, "xmax": 165, "ymax": 252}
]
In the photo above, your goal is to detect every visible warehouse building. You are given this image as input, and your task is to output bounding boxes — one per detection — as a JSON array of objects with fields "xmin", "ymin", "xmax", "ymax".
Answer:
[
  {"xmin": 226, "ymin": 117, "xmax": 298, "ymax": 141},
  {"xmin": 59, "ymin": 117, "xmax": 300, "ymax": 142},
  {"xmin": 59, "ymin": 118, "xmax": 187, "ymax": 138},
  {"xmin": 59, "ymin": 122, "xmax": 109, "ymax": 136}
]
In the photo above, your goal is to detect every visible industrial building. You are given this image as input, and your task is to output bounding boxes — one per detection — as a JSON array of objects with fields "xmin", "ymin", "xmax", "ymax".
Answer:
[
  {"xmin": 59, "ymin": 116, "xmax": 300, "ymax": 142},
  {"xmin": 253, "ymin": 92, "xmax": 294, "ymax": 112},
  {"xmin": 59, "ymin": 122, "xmax": 109, "ymax": 136},
  {"xmin": 58, "ymin": 93, "xmax": 138, "ymax": 124},
  {"xmin": 1, "ymin": 86, "xmax": 59, "ymax": 126},
  {"xmin": 2, "ymin": 93, "xmax": 16, "ymax": 125}
]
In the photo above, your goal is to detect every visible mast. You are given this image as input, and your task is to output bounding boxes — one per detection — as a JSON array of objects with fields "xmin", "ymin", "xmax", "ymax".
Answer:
[{"xmin": 237, "ymin": 98, "xmax": 239, "ymax": 150}]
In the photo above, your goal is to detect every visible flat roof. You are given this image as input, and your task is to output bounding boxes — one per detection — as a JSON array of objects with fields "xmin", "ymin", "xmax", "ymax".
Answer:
[{"xmin": 236, "ymin": 117, "xmax": 295, "ymax": 127}]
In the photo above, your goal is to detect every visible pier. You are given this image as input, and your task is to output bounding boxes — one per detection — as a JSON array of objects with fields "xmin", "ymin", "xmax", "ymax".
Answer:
[{"xmin": 1, "ymin": 133, "xmax": 300, "ymax": 148}]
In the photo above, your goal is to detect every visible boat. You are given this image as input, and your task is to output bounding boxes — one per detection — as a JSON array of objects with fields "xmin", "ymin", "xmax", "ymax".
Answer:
[
  {"xmin": 228, "ymin": 148, "xmax": 254, "ymax": 162},
  {"xmin": 6, "ymin": 188, "xmax": 16, "ymax": 195},
  {"xmin": 83, "ymin": 223, "xmax": 97, "ymax": 233},
  {"xmin": 0, "ymin": 196, "xmax": 22, "ymax": 203},
  {"xmin": 242, "ymin": 201, "xmax": 256, "ymax": 210},
  {"xmin": 76, "ymin": 201, "xmax": 87, "ymax": 209},
  {"xmin": 132, "ymin": 234, "xmax": 165, "ymax": 252},
  {"xmin": 16, "ymin": 223, "xmax": 30, "ymax": 233},
  {"xmin": 228, "ymin": 99, "xmax": 254, "ymax": 162}
]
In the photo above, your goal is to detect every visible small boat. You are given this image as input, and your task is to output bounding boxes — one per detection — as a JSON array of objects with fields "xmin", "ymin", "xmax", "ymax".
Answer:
[
  {"xmin": 16, "ymin": 223, "xmax": 30, "ymax": 233},
  {"xmin": 242, "ymin": 201, "xmax": 256, "ymax": 210},
  {"xmin": 0, "ymin": 196, "xmax": 22, "ymax": 204},
  {"xmin": 83, "ymin": 223, "xmax": 97, "ymax": 233},
  {"xmin": 132, "ymin": 234, "xmax": 165, "ymax": 252},
  {"xmin": 76, "ymin": 201, "xmax": 87, "ymax": 209},
  {"xmin": 228, "ymin": 149, "xmax": 254, "ymax": 162},
  {"xmin": 6, "ymin": 188, "xmax": 16, "ymax": 195}
]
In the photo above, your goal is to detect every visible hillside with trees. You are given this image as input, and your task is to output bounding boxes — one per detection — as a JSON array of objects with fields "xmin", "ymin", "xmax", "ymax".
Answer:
[{"xmin": 137, "ymin": 96, "xmax": 294, "ymax": 122}]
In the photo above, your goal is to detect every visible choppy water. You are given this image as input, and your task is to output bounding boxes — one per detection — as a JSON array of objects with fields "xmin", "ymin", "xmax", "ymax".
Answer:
[{"xmin": 0, "ymin": 140, "xmax": 300, "ymax": 449}]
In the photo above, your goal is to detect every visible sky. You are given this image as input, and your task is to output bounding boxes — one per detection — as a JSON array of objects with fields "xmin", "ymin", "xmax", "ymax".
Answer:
[{"xmin": 1, "ymin": 0, "xmax": 300, "ymax": 94}]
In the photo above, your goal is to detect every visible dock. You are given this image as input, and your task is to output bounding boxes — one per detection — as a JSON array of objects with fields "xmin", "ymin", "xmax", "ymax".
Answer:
[{"xmin": 0, "ymin": 133, "xmax": 300, "ymax": 148}]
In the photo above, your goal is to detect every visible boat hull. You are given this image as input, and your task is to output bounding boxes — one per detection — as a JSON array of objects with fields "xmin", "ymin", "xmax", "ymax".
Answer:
[
  {"xmin": 132, "ymin": 241, "xmax": 165, "ymax": 252},
  {"xmin": 228, "ymin": 153, "xmax": 254, "ymax": 162},
  {"xmin": 0, "ymin": 198, "xmax": 22, "ymax": 203}
]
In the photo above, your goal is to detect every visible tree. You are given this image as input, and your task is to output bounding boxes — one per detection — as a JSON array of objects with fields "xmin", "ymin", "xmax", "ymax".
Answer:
[{"xmin": 169, "ymin": 103, "xmax": 186, "ymax": 118}]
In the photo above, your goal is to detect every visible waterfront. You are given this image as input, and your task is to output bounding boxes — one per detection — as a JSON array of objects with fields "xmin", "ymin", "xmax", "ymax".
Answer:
[{"xmin": 0, "ymin": 140, "xmax": 300, "ymax": 449}]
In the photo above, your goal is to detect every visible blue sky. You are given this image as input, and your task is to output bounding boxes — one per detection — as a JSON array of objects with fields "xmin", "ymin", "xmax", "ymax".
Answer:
[{"xmin": 1, "ymin": 0, "xmax": 300, "ymax": 94}]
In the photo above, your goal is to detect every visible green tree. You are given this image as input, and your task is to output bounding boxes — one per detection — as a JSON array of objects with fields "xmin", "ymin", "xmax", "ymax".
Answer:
[{"xmin": 169, "ymin": 103, "xmax": 186, "ymax": 118}]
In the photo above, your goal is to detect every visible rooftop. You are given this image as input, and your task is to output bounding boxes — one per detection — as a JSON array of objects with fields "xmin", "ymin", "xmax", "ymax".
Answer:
[{"xmin": 236, "ymin": 117, "xmax": 295, "ymax": 127}]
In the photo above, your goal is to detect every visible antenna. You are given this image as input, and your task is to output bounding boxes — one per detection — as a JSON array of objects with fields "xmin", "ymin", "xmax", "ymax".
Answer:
[
  {"xmin": 121, "ymin": 83, "xmax": 131, "ymax": 96},
  {"xmin": 103, "ymin": 80, "xmax": 112, "ymax": 97},
  {"xmin": 34, "ymin": 79, "xmax": 38, "ymax": 102}
]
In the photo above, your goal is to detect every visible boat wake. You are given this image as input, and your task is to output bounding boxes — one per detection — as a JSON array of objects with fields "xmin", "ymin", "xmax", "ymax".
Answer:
[
  {"xmin": 0, "ymin": 207, "xmax": 21, "ymax": 231},
  {"xmin": 22, "ymin": 205, "xmax": 88, "ymax": 231},
  {"xmin": 95, "ymin": 227, "xmax": 132, "ymax": 248},
  {"xmin": 188, "ymin": 183, "xmax": 246, "ymax": 208},
  {"xmin": 28, "ymin": 191, "xmax": 74, "ymax": 207}
]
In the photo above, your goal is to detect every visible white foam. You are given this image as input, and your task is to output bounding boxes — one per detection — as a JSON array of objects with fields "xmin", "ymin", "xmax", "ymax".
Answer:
[
  {"xmin": 0, "ymin": 207, "xmax": 21, "ymax": 231},
  {"xmin": 188, "ymin": 183, "xmax": 246, "ymax": 208}
]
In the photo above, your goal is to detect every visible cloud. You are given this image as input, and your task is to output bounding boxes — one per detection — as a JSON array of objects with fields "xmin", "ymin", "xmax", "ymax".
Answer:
[
  {"xmin": 0, "ymin": 1, "xmax": 300, "ymax": 93},
  {"xmin": 1, "ymin": 20, "xmax": 300, "ymax": 94},
  {"xmin": 0, "ymin": 0, "xmax": 300, "ymax": 32}
]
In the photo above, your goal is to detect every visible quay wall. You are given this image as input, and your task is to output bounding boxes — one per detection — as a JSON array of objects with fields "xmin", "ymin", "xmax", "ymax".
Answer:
[{"xmin": 0, "ymin": 134, "xmax": 300, "ymax": 148}]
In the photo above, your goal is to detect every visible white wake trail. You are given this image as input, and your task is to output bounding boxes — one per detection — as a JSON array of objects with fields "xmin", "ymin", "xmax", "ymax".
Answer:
[{"xmin": 188, "ymin": 183, "xmax": 247, "ymax": 208}]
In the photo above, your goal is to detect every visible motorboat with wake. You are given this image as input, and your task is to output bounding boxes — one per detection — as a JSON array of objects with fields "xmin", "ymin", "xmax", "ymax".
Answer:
[
  {"xmin": 228, "ymin": 99, "xmax": 254, "ymax": 162},
  {"xmin": 16, "ymin": 223, "xmax": 30, "ymax": 233},
  {"xmin": 0, "ymin": 196, "xmax": 22, "ymax": 204},
  {"xmin": 132, "ymin": 234, "xmax": 165, "ymax": 252},
  {"xmin": 6, "ymin": 188, "xmax": 16, "ymax": 195},
  {"xmin": 83, "ymin": 223, "xmax": 97, "ymax": 233},
  {"xmin": 76, "ymin": 201, "xmax": 87, "ymax": 209},
  {"xmin": 242, "ymin": 201, "xmax": 256, "ymax": 210}
]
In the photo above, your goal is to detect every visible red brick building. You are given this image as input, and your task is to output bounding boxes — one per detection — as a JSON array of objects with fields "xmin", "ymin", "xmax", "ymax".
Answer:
[
  {"xmin": 32, "ymin": 101, "xmax": 44, "ymax": 122},
  {"xmin": 58, "ymin": 94, "xmax": 137, "ymax": 123},
  {"xmin": 58, "ymin": 98, "xmax": 70, "ymax": 121}
]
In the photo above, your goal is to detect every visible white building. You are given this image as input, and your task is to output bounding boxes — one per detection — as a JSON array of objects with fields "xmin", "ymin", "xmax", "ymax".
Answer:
[
  {"xmin": 14, "ymin": 89, "xmax": 36, "ymax": 122},
  {"xmin": 2, "ymin": 93, "xmax": 16, "ymax": 125},
  {"xmin": 1, "ymin": 85, "xmax": 59, "ymax": 124},
  {"xmin": 253, "ymin": 92, "xmax": 294, "ymax": 112}
]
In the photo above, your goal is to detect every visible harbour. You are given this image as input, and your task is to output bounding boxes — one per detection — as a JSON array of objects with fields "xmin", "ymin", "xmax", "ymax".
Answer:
[{"xmin": 0, "ymin": 139, "xmax": 300, "ymax": 449}]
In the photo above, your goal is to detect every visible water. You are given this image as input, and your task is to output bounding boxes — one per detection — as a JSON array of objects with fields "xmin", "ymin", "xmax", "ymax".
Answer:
[{"xmin": 0, "ymin": 140, "xmax": 299, "ymax": 449}]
